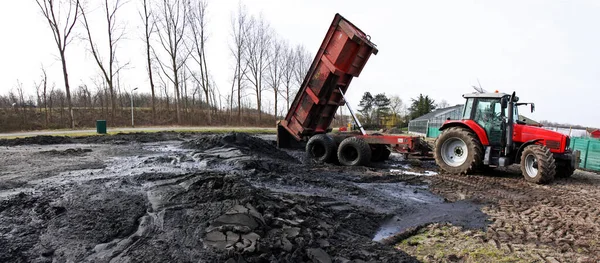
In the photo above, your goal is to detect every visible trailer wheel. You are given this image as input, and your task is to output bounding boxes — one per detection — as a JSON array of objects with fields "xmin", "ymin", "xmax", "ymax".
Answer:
[
  {"xmin": 555, "ymin": 160, "xmax": 575, "ymax": 178},
  {"xmin": 520, "ymin": 145, "xmax": 556, "ymax": 184},
  {"xmin": 434, "ymin": 127, "xmax": 483, "ymax": 175},
  {"xmin": 337, "ymin": 137, "xmax": 371, "ymax": 166},
  {"xmin": 371, "ymin": 145, "xmax": 391, "ymax": 162},
  {"xmin": 306, "ymin": 134, "xmax": 337, "ymax": 163}
]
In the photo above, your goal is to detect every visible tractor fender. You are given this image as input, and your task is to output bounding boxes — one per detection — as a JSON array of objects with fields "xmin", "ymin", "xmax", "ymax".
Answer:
[
  {"xmin": 515, "ymin": 139, "xmax": 543, "ymax": 164},
  {"xmin": 439, "ymin": 120, "xmax": 490, "ymax": 146}
]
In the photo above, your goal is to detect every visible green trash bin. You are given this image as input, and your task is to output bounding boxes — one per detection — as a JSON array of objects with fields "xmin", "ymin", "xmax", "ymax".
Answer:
[{"xmin": 96, "ymin": 120, "xmax": 107, "ymax": 134}]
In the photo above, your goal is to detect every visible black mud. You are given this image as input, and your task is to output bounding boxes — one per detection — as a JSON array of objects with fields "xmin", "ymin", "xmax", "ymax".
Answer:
[
  {"xmin": 0, "ymin": 132, "xmax": 489, "ymax": 262},
  {"xmin": 0, "ymin": 131, "xmax": 196, "ymax": 146}
]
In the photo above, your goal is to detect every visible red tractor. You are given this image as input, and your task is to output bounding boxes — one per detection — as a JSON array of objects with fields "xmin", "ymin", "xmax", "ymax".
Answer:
[{"xmin": 435, "ymin": 91, "xmax": 581, "ymax": 184}]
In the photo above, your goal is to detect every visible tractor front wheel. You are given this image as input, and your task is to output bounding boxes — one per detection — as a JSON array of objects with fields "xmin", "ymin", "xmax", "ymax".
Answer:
[
  {"xmin": 520, "ymin": 145, "xmax": 556, "ymax": 184},
  {"xmin": 434, "ymin": 127, "xmax": 483, "ymax": 175},
  {"xmin": 337, "ymin": 137, "xmax": 371, "ymax": 166}
]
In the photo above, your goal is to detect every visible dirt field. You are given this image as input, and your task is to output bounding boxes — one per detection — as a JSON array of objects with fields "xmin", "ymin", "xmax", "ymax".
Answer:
[
  {"xmin": 401, "ymin": 168, "xmax": 600, "ymax": 263},
  {"xmin": 0, "ymin": 132, "xmax": 599, "ymax": 262}
]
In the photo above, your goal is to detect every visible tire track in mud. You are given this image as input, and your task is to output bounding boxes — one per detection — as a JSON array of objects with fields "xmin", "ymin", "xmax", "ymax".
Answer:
[{"xmin": 429, "ymin": 170, "xmax": 600, "ymax": 262}]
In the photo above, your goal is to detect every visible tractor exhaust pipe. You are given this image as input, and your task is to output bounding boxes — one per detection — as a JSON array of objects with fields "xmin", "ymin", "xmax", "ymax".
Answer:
[{"xmin": 505, "ymin": 92, "xmax": 516, "ymax": 155}]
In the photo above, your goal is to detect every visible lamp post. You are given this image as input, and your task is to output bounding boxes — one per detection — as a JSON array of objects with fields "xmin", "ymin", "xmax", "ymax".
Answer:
[{"xmin": 130, "ymin": 87, "xmax": 138, "ymax": 127}]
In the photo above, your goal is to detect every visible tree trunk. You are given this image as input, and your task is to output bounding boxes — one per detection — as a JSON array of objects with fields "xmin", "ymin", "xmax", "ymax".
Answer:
[
  {"xmin": 147, "ymin": 44, "xmax": 156, "ymax": 125},
  {"xmin": 237, "ymin": 51, "xmax": 242, "ymax": 123},
  {"xmin": 274, "ymin": 90, "xmax": 278, "ymax": 119},
  {"xmin": 60, "ymin": 52, "xmax": 75, "ymax": 129}
]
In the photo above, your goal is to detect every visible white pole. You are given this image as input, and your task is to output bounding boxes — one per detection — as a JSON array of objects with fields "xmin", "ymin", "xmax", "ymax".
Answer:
[
  {"xmin": 339, "ymin": 87, "xmax": 366, "ymax": 135},
  {"xmin": 131, "ymin": 87, "xmax": 138, "ymax": 127}
]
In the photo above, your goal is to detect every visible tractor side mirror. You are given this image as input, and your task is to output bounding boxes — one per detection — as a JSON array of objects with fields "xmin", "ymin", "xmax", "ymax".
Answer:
[
  {"xmin": 501, "ymin": 97, "xmax": 508, "ymax": 108},
  {"xmin": 530, "ymin": 104, "xmax": 535, "ymax": 113}
]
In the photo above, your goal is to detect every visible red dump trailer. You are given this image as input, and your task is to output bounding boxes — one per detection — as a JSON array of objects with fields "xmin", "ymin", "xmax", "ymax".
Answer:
[{"xmin": 277, "ymin": 14, "xmax": 430, "ymax": 166}]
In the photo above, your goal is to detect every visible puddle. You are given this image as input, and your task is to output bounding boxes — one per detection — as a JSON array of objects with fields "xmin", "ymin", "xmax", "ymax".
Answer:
[
  {"xmin": 390, "ymin": 169, "xmax": 438, "ymax": 176},
  {"xmin": 370, "ymin": 182, "xmax": 488, "ymax": 242}
]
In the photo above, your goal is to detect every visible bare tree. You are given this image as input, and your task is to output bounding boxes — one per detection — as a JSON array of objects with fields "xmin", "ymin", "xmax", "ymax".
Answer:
[
  {"xmin": 436, "ymin": 99, "xmax": 450, "ymax": 109},
  {"xmin": 38, "ymin": 66, "xmax": 50, "ymax": 126},
  {"xmin": 157, "ymin": 70, "xmax": 170, "ymax": 111},
  {"xmin": 34, "ymin": 0, "xmax": 81, "ymax": 128},
  {"xmin": 294, "ymin": 44, "xmax": 312, "ymax": 87},
  {"xmin": 267, "ymin": 38, "xmax": 284, "ymax": 118},
  {"xmin": 228, "ymin": 64, "xmax": 237, "ymax": 120},
  {"xmin": 244, "ymin": 15, "xmax": 272, "ymax": 121},
  {"xmin": 187, "ymin": 0, "xmax": 212, "ymax": 124},
  {"xmin": 154, "ymin": 0, "xmax": 189, "ymax": 125},
  {"xmin": 280, "ymin": 43, "xmax": 296, "ymax": 111},
  {"xmin": 80, "ymin": 0, "xmax": 127, "ymax": 122},
  {"xmin": 140, "ymin": 0, "xmax": 158, "ymax": 124},
  {"xmin": 230, "ymin": 3, "xmax": 251, "ymax": 122},
  {"xmin": 389, "ymin": 95, "xmax": 404, "ymax": 127}
]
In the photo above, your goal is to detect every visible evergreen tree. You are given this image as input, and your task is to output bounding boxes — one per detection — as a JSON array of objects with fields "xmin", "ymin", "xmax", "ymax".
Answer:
[
  {"xmin": 409, "ymin": 94, "xmax": 436, "ymax": 119},
  {"xmin": 373, "ymin": 93, "xmax": 391, "ymax": 125},
  {"xmin": 358, "ymin": 92, "xmax": 374, "ymax": 125}
]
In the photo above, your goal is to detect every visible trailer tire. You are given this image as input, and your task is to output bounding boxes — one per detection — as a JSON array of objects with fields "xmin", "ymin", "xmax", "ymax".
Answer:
[
  {"xmin": 434, "ymin": 127, "xmax": 483, "ymax": 175},
  {"xmin": 520, "ymin": 145, "xmax": 556, "ymax": 184},
  {"xmin": 371, "ymin": 145, "xmax": 391, "ymax": 162},
  {"xmin": 306, "ymin": 134, "xmax": 337, "ymax": 163},
  {"xmin": 555, "ymin": 160, "xmax": 575, "ymax": 178},
  {"xmin": 337, "ymin": 137, "xmax": 371, "ymax": 166}
]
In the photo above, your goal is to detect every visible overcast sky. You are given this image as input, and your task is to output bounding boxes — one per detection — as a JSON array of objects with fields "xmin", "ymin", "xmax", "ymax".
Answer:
[{"xmin": 1, "ymin": 0, "xmax": 599, "ymax": 127}]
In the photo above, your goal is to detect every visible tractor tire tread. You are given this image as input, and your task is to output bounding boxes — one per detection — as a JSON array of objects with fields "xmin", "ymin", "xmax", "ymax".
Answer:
[
  {"xmin": 337, "ymin": 137, "xmax": 372, "ymax": 166},
  {"xmin": 520, "ymin": 145, "xmax": 556, "ymax": 184},
  {"xmin": 306, "ymin": 134, "xmax": 337, "ymax": 163},
  {"xmin": 434, "ymin": 127, "xmax": 483, "ymax": 175}
]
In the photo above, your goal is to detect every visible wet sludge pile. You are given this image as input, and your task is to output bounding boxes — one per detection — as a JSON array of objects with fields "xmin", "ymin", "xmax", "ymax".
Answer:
[
  {"xmin": 132, "ymin": 171, "xmax": 416, "ymax": 262},
  {"xmin": 135, "ymin": 133, "xmax": 416, "ymax": 262},
  {"xmin": 183, "ymin": 133, "xmax": 297, "ymax": 174},
  {"xmin": 0, "ymin": 132, "xmax": 418, "ymax": 262}
]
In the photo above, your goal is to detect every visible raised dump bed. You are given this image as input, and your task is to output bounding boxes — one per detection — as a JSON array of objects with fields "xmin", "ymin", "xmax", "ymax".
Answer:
[
  {"xmin": 278, "ymin": 13, "xmax": 378, "ymax": 143},
  {"xmin": 278, "ymin": 13, "xmax": 430, "ymax": 166}
]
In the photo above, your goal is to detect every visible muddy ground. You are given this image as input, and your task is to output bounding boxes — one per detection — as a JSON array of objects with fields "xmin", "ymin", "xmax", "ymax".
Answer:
[{"xmin": 0, "ymin": 132, "xmax": 599, "ymax": 262}]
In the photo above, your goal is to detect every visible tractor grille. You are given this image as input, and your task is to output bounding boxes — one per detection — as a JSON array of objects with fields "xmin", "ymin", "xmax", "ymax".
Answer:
[{"xmin": 546, "ymin": 140, "xmax": 561, "ymax": 150}]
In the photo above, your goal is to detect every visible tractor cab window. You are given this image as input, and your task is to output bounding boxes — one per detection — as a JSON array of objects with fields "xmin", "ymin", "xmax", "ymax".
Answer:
[{"xmin": 474, "ymin": 98, "xmax": 503, "ymax": 145}]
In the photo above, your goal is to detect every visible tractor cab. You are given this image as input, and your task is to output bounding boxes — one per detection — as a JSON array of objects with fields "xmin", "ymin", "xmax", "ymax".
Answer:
[{"xmin": 461, "ymin": 92, "xmax": 514, "ymax": 147}]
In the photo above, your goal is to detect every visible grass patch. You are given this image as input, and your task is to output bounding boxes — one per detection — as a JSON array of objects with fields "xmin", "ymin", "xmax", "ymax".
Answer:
[{"xmin": 396, "ymin": 224, "xmax": 536, "ymax": 263}]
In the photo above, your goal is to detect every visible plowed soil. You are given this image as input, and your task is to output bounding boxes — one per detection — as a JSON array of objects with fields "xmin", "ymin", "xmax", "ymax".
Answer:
[{"xmin": 409, "ymin": 167, "xmax": 600, "ymax": 262}]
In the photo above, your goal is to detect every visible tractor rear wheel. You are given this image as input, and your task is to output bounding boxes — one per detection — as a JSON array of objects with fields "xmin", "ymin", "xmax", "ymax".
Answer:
[
  {"xmin": 337, "ymin": 137, "xmax": 371, "ymax": 166},
  {"xmin": 555, "ymin": 160, "xmax": 575, "ymax": 178},
  {"xmin": 306, "ymin": 134, "xmax": 337, "ymax": 163},
  {"xmin": 434, "ymin": 127, "xmax": 483, "ymax": 175},
  {"xmin": 520, "ymin": 145, "xmax": 556, "ymax": 184}
]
